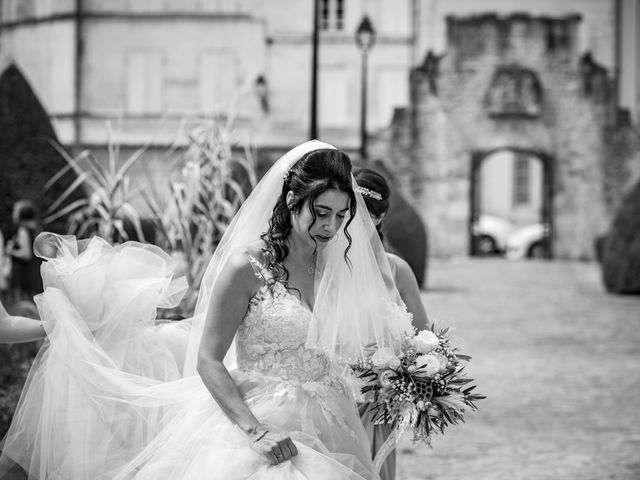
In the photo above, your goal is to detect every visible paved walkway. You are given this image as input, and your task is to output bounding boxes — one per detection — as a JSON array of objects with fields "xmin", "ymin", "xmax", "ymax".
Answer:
[
  {"xmin": 2, "ymin": 259, "xmax": 638, "ymax": 480},
  {"xmin": 397, "ymin": 258, "xmax": 640, "ymax": 480}
]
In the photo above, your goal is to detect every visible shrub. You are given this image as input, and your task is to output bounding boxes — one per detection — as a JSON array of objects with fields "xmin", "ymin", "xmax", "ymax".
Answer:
[
  {"xmin": 383, "ymin": 187, "xmax": 429, "ymax": 288},
  {"xmin": 601, "ymin": 176, "xmax": 640, "ymax": 294},
  {"xmin": 0, "ymin": 64, "xmax": 80, "ymax": 236}
]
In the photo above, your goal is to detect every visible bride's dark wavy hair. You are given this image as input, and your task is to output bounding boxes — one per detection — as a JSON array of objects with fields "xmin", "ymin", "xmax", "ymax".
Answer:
[{"xmin": 260, "ymin": 148, "xmax": 356, "ymax": 289}]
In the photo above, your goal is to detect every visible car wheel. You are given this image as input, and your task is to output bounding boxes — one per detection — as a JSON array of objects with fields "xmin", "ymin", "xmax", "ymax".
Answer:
[
  {"xmin": 527, "ymin": 241, "xmax": 545, "ymax": 259},
  {"xmin": 476, "ymin": 235, "xmax": 498, "ymax": 256}
]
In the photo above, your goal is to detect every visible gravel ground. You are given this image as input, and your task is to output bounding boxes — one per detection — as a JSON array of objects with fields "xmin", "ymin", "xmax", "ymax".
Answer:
[{"xmin": 396, "ymin": 258, "xmax": 640, "ymax": 480}]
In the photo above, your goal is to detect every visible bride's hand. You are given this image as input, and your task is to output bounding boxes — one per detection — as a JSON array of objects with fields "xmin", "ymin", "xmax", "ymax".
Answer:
[{"xmin": 251, "ymin": 429, "xmax": 298, "ymax": 465}]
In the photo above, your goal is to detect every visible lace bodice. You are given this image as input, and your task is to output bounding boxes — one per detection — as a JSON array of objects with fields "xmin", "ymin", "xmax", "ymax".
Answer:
[{"xmin": 235, "ymin": 256, "xmax": 339, "ymax": 387}]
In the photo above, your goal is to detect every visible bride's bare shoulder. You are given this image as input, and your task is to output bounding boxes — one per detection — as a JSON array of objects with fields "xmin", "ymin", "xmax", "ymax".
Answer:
[{"xmin": 223, "ymin": 241, "xmax": 268, "ymax": 282}]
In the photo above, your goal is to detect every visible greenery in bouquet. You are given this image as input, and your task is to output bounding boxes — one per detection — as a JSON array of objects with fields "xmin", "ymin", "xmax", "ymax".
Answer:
[{"xmin": 350, "ymin": 325, "xmax": 485, "ymax": 444}]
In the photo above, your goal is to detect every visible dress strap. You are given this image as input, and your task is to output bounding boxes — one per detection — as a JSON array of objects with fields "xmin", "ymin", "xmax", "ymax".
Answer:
[{"xmin": 247, "ymin": 254, "xmax": 271, "ymax": 283}]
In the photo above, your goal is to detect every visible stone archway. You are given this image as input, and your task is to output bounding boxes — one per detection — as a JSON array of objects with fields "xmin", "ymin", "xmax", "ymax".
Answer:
[
  {"xmin": 375, "ymin": 13, "xmax": 616, "ymax": 260},
  {"xmin": 469, "ymin": 148, "xmax": 554, "ymax": 258}
]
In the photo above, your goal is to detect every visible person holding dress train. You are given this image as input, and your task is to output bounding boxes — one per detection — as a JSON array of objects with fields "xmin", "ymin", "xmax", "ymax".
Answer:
[{"xmin": 0, "ymin": 299, "xmax": 44, "ymax": 344}]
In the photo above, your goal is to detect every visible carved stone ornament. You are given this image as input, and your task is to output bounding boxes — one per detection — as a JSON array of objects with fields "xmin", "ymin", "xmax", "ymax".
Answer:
[
  {"xmin": 485, "ymin": 65, "xmax": 543, "ymax": 118},
  {"xmin": 418, "ymin": 50, "xmax": 444, "ymax": 95}
]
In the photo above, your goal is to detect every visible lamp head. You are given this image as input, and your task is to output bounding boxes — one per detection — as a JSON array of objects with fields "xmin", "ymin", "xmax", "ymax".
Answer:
[{"xmin": 355, "ymin": 15, "xmax": 376, "ymax": 52}]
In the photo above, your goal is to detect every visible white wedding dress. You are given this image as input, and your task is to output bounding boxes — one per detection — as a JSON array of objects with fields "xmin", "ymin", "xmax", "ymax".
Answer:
[
  {"xmin": 0, "ymin": 237, "xmax": 378, "ymax": 480},
  {"xmin": 0, "ymin": 235, "xmax": 188, "ymax": 479},
  {"xmin": 113, "ymin": 254, "xmax": 376, "ymax": 479}
]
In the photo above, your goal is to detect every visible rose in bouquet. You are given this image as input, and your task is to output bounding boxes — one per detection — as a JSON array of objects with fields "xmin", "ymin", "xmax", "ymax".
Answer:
[{"xmin": 350, "ymin": 325, "xmax": 485, "ymax": 446}]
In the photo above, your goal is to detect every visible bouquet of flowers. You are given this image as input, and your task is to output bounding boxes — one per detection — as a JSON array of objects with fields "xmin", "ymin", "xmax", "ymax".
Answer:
[{"xmin": 350, "ymin": 324, "xmax": 485, "ymax": 445}]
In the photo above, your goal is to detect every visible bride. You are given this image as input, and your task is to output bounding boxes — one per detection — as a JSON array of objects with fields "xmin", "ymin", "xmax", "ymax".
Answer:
[{"xmin": 0, "ymin": 140, "xmax": 414, "ymax": 479}]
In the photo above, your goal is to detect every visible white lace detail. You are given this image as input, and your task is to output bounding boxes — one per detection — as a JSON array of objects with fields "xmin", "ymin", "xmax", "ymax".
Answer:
[
  {"xmin": 238, "ymin": 256, "xmax": 337, "ymax": 385},
  {"xmin": 236, "ymin": 256, "xmax": 359, "ymax": 440}
]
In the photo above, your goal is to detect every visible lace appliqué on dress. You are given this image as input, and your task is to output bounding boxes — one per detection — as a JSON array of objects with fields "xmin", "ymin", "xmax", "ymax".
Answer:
[{"xmin": 236, "ymin": 255, "xmax": 359, "ymax": 441}]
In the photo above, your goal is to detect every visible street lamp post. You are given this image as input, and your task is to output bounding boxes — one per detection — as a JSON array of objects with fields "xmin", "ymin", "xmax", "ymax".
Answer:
[
  {"xmin": 310, "ymin": 0, "xmax": 319, "ymax": 140},
  {"xmin": 355, "ymin": 15, "xmax": 376, "ymax": 161}
]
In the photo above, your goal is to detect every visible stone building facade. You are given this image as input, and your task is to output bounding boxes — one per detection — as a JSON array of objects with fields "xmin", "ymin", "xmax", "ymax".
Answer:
[
  {"xmin": 1, "ymin": 0, "xmax": 636, "ymax": 150},
  {"xmin": 0, "ymin": 0, "xmax": 416, "ymax": 151},
  {"xmin": 373, "ymin": 13, "xmax": 638, "ymax": 260},
  {"xmin": 1, "ymin": 0, "xmax": 638, "ymax": 261}
]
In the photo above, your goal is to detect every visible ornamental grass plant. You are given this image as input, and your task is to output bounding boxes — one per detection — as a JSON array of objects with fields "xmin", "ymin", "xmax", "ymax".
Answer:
[
  {"xmin": 44, "ymin": 114, "xmax": 256, "ymax": 315},
  {"xmin": 143, "ymin": 115, "xmax": 257, "ymax": 314},
  {"xmin": 44, "ymin": 122, "xmax": 150, "ymax": 244}
]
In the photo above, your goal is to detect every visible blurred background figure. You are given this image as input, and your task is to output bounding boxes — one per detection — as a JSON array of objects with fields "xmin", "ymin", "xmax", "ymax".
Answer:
[
  {"xmin": 0, "ymin": 227, "xmax": 10, "ymax": 297},
  {"xmin": 5, "ymin": 200, "xmax": 43, "ymax": 301}
]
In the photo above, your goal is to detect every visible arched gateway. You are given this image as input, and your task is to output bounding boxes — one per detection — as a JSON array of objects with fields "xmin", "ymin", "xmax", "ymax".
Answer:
[
  {"xmin": 469, "ymin": 147, "xmax": 554, "ymax": 258},
  {"xmin": 374, "ymin": 13, "xmax": 618, "ymax": 260}
]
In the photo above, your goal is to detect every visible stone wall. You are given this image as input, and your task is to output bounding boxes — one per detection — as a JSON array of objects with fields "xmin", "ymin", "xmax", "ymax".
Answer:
[{"xmin": 376, "ymin": 13, "xmax": 627, "ymax": 260}]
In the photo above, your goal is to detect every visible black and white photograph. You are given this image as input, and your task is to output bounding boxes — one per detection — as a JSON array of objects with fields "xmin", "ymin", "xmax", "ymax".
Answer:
[{"xmin": 0, "ymin": 1, "xmax": 639, "ymax": 479}]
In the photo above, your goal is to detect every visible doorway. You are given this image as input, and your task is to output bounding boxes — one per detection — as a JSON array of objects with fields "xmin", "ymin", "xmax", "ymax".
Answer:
[{"xmin": 469, "ymin": 148, "xmax": 554, "ymax": 259}]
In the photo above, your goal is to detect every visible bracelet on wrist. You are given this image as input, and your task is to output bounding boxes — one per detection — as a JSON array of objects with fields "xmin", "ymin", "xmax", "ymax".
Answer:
[{"xmin": 250, "ymin": 429, "xmax": 269, "ymax": 443}]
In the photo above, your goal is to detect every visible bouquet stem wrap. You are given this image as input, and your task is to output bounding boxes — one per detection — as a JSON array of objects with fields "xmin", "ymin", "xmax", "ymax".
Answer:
[{"xmin": 373, "ymin": 424, "xmax": 406, "ymax": 473}]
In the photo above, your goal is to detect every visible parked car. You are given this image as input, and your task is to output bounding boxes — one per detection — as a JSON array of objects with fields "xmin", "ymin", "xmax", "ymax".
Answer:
[
  {"xmin": 472, "ymin": 215, "xmax": 513, "ymax": 255},
  {"xmin": 505, "ymin": 223, "xmax": 548, "ymax": 259}
]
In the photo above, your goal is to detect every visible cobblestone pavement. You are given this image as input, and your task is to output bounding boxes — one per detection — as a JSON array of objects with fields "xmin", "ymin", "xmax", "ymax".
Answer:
[
  {"xmin": 396, "ymin": 258, "xmax": 640, "ymax": 480},
  {"xmin": 2, "ymin": 259, "xmax": 638, "ymax": 480}
]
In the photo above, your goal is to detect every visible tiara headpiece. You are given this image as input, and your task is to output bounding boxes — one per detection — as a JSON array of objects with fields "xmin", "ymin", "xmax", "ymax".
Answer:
[{"xmin": 355, "ymin": 185, "xmax": 382, "ymax": 201}]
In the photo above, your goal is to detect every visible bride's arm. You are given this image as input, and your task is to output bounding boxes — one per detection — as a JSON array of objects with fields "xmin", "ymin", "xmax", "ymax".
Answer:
[
  {"xmin": 0, "ymin": 300, "xmax": 45, "ymax": 343},
  {"xmin": 196, "ymin": 251, "xmax": 298, "ymax": 465},
  {"xmin": 197, "ymin": 252, "xmax": 261, "ymax": 432}
]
